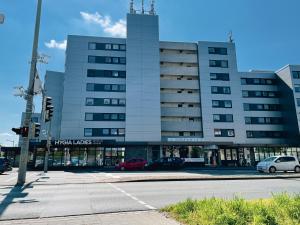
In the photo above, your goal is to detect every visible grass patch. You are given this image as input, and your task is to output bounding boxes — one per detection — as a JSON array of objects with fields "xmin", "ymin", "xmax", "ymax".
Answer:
[{"xmin": 162, "ymin": 193, "xmax": 300, "ymax": 225}]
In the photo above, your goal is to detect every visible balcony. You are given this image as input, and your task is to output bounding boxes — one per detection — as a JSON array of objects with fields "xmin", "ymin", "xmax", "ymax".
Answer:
[
  {"xmin": 161, "ymin": 93, "xmax": 200, "ymax": 103},
  {"xmin": 161, "ymin": 121, "xmax": 202, "ymax": 131},
  {"xmin": 160, "ymin": 66, "xmax": 199, "ymax": 76},
  {"xmin": 161, "ymin": 107, "xmax": 201, "ymax": 117},
  {"xmin": 161, "ymin": 80, "xmax": 199, "ymax": 89}
]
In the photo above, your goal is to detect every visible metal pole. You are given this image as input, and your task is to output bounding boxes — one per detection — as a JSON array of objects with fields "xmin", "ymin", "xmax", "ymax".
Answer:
[
  {"xmin": 17, "ymin": 0, "xmax": 42, "ymax": 186},
  {"xmin": 44, "ymin": 121, "xmax": 51, "ymax": 173}
]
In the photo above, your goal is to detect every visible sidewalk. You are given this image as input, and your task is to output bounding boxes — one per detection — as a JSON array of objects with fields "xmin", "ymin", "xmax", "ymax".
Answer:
[{"xmin": 0, "ymin": 211, "xmax": 180, "ymax": 225}]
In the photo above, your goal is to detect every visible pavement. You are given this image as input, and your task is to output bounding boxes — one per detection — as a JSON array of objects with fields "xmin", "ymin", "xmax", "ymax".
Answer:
[
  {"xmin": 0, "ymin": 169, "xmax": 300, "ymax": 224},
  {"xmin": 1, "ymin": 168, "xmax": 300, "ymax": 186}
]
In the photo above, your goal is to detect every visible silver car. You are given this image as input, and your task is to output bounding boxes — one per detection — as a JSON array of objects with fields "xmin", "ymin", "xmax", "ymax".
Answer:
[{"xmin": 257, "ymin": 156, "xmax": 300, "ymax": 173}]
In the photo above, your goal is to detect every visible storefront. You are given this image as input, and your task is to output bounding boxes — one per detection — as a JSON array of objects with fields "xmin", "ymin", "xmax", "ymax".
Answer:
[{"xmin": 2, "ymin": 142, "xmax": 300, "ymax": 169}]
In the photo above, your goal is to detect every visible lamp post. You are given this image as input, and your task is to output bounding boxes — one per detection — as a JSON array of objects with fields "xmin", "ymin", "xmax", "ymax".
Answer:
[
  {"xmin": 6, "ymin": 139, "xmax": 15, "ymax": 147},
  {"xmin": 17, "ymin": 0, "xmax": 42, "ymax": 186}
]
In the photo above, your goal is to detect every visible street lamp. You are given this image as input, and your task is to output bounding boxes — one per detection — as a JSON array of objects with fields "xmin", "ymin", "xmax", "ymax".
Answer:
[
  {"xmin": 6, "ymin": 139, "xmax": 15, "ymax": 147},
  {"xmin": 0, "ymin": 13, "xmax": 5, "ymax": 24}
]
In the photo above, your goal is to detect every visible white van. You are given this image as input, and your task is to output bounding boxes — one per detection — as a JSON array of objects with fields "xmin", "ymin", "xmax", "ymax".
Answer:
[{"xmin": 257, "ymin": 156, "xmax": 300, "ymax": 173}]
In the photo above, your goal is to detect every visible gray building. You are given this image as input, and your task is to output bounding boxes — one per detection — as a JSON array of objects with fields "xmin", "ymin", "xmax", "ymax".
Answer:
[{"xmin": 28, "ymin": 4, "xmax": 300, "ymax": 168}]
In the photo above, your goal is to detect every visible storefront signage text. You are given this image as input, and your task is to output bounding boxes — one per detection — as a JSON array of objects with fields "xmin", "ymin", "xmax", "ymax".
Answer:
[{"xmin": 54, "ymin": 140, "xmax": 102, "ymax": 146}]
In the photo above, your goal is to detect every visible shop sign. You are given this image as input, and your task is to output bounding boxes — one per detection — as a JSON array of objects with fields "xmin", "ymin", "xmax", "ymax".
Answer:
[
  {"xmin": 184, "ymin": 158, "xmax": 205, "ymax": 163},
  {"xmin": 53, "ymin": 140, "xmax": 102, "ymax": 146},
  {"xmin": 167, "ymin": 138, "xmax": 203, "ymax": 142}
]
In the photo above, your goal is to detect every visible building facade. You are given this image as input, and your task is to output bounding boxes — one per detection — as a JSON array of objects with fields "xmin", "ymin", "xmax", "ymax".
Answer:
[{"xmin": 17, "ymin": 5, "xmax": 300, "ymax": 168}]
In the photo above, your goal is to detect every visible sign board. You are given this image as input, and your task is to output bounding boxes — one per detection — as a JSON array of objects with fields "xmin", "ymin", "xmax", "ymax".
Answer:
[
  {"xmin": 167, "ymin": 138, "xmax": 203, "ymax": 142},
  {"xmin": 0, "ymin": 14, "xmax": 5, "ymax": 24},
  {"xmin": 53, "ymin": 140, "xmax": 102, "ymax": 146}
]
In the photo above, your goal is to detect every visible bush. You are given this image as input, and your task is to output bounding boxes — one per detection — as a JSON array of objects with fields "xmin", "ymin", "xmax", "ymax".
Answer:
[{"xmin": 162, "ymin": 194, "xmax": 300, "ymax": 225}]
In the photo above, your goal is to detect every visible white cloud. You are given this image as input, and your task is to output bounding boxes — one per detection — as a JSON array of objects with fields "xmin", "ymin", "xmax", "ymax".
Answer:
[
  {"xmin": 80, "ymin": 12, "xmax": 126, "ymax": 38},
  {"xmin": 45, "ymin": 40, "xmax": 67, "ymax": 50}
]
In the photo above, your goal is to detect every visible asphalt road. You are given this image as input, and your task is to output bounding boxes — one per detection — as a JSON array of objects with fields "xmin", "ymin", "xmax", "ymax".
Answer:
[{"xmin": 0, "ymin": 171, "xmax": 300, "ymax": 221}]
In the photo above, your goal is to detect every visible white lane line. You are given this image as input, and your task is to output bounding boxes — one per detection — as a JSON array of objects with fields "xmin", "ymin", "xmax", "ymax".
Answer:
[{"xmin": 108, "ymin": 183, "xmax": 156, "ymax": 210}]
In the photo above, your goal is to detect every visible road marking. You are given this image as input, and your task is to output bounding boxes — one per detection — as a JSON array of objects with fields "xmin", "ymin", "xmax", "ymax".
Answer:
[{"xmin": 108, "ymin": 183, "xmax": 157, "ymax": 210}]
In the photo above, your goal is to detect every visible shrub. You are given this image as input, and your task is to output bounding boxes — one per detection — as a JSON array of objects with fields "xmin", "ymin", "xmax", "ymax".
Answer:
[{"xmin": 162, "ymin": 194, "xmax": 300, "ymax": 225}]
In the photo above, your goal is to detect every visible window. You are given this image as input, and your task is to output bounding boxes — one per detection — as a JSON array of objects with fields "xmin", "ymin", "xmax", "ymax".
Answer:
[
  {"xmin": 119, "ymin": 84, "xmax": 126, "ymax": 91},
  {"xmin": 212, "ymin": 100, "xmax": 232, "ymax": 108},
  {"xmin": 224, "ymin": 101, "xmax": 232, "ymax": 108},
  {"xmin": 112, "ymin": 44, "xmax": 119, "ymax": 50},
  {"xmin": 88, "ymin": 56, "xmax": 96, "ymax": 63},
  {"xmin": 292, "ymin": 71, "xmax": 300, "ymax": 79},
  {"xmin": 214, "ymin": 129, "xmax": 235, "ymax": 137},
  {"xmin": 119, "ymin": 99, "xmax": 126, "ymax": 105},
  {"xmin": 294, "ymin": 85, "xmax": 300, "ymax": 92},
  {"xmin": 112, "ymin": 57, "xmax": 119, "ymax": 64},
  {"xmin": 84, "ymin": 128, "xmax": 93, "ymax": 137},
  {"xmin": 213, "ymin": 115, "xmax": 221, "ymax": 121},
  {"xmin": 188, "ymin": 104, "xmax": 194, "ymax": 108},
  {"xmin": 105, "ymin": 44, "xmax": 112, "ymax": 50},
  {"xmin": 111, "ymin": 99, "xmax": 118, "ymax": 105},
  {"xmin": 241, "ymin": 78, "xmax": 276, "ymax": 85},
  {"xmin": 209, "ymin": 60, "xmax": 229, "ymax": 68},
  {"xmin": 242, "ymin": 91, "xmax": 279, "ymax": 98},
  {"xmin": 111, "ymin": 128, "xmax": 118, "ymax": 135},
  {"xmin": 227, "ymin": 130, "xmax": 235, "ymax": 137},
  {"xmin": 214, "ymin": 129, "xmax": 222, "ymax": 137},
  {"xmin": 85, "ymin": 113, "xmax": 93, "ymax": 121},
  {"xmin": 118, "ymin": 129, "xmax": 125, "ymax": 136},
  {"xmin": 208, "ymin": 47, "xmax": 227, "ymax": 55},
  {"xmin": 297, "ymin": 99, "xmax": 300, "ymax": 107},
  {"xmin": 211, "ymin": 86, "xmax": 231, "ymax": 94},
  {"xmin": 119, "ymin": 114, "xmax": 125, "ymax": 120},
  {"xmin": 86, "ymin": 83, "xmax": 94, "ymax": 91},
  {"xmin": 246, "ymin": 131, "xmax": 285, "ymax": 138},
  {"xmin": 105, "ymin": 57, "xmax": 112, "ymax": 63},
  {"xmin": 111, "ymin": 85, "xmax": 118, "ymax": 91},
  {"xmin": 210, "ymin": 73, "xmax": 230, "ymax": 81},
  {"xmin": 213, "ymin": 114, "xmax": 233, "ymax": 122},
  {"xmin": 86, "ymin": 98, "xmax": 94, "ymax": 106},
  {"xmin": 111, "ymin": 114, "xmax": 118, "ymax": 120},
  {"xmin": 179, "ymin": 132, "xmax": 184, "ymax": 136},
  {"xmin": 103, "ymin": 114, "xmax": 110, "ymax": 120},
  {"xmin": 104, "ymin": 84, "xmax": 111, "ymax": 91},
  {"xmin": 112, "ymin": 71, "xmax": 119, "ymax": 77},
  {"xmin": 120, "ymin": 45, "xmax": 126, "ymax": 50},
  {"xmin": 88, "ymin": 42, "xmax": 96, "ymax": 50},
  {"xmin": 120, "ymin": 57, "xmax": 126, "ymax": 64},
  {"xmin": 102, "ymin": 129, "xmax": 110, "ymax": 135},
  {"xmin": 104, "ymin": 99, "xmax": 110, "ymax": 105},
  {"xmin": 178, "ymin": 104, "xmax": 183, "ymax": 108},
  {"xmin": 87, "ymin": 69, "xmax": 126, "ymax": 78}
]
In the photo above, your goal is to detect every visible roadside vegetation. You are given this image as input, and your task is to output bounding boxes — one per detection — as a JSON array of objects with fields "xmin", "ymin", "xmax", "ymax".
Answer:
[{"xmin": 162, "ymin": 193, "xmax": 300, "ymax": 225}]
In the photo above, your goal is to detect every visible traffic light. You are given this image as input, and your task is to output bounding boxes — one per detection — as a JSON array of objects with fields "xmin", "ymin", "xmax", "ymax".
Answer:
[
  {"xmin": 11, "ymin": 127, "xmax": 29, "ymax": 137},
  {"xmin": 12, "ymin": 128, "xmax": 22, "ymax": 135},
  {"xmin": 33, "ymin": 123, "xmax": 41, "ymax": 137},
  {"xmin": 21, "ymin": 127, "xmax": 29, "ymax": 137},
  {"xmin": 44, "ymin": 97, "xmax": 54, "ymax": 122}
]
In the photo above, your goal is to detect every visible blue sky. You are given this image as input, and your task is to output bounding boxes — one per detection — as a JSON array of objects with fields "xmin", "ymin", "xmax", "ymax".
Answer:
[{"xmin": 0, "ymin": 0, "xmax": 299, "ymax": 146}]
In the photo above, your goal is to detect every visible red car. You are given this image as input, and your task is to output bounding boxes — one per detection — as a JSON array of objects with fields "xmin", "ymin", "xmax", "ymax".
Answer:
[{"xmin": 116, "ymin": 158, "xmax": 148, "ymax": 171}]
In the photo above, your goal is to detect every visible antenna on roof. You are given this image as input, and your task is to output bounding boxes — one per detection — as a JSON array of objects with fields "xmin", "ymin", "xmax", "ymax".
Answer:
[
  {"xmin": 150, "ymin": 0, "xmax": 155, "ymax": 15},
  {"xmin": 228, "ymin": 30, "xmax": 234, "ymax": 43},
  {"xmin": 142, "ymin": 0, "xmax": 145, "ymax": 14},
  {"xmin": 130, "ymin": 0, "xmax": 135, "ymax": 14}
]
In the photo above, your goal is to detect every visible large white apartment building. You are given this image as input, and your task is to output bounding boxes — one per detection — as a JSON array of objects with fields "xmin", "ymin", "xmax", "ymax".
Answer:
[{"xmin": 14, "ymin": 4, "xmax": 300, "ymax": 168}]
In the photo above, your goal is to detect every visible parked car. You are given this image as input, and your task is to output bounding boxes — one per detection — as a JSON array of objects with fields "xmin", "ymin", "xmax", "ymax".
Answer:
[
  {"xmin": 257, "ymin": 156, "xmax": 300, "ymax": 173},
  {"xmin": 147, "ymin": 157, "xmax": 184, "ymax": 170},
  {"xmin": 116, "ymin": 158, "xmax": 148, "ymax": 171},
  {"xmin": 0, "ymin": 158, "xmax": 12, "ymax": 174}
]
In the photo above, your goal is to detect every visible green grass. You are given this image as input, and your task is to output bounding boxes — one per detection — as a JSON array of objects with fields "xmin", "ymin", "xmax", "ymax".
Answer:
[{"xmin": 162, "ymin": 194, "xmax": 300, "ymax": 225}]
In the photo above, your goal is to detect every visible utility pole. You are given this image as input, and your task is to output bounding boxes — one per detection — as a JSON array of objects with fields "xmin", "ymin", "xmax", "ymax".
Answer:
[{"xmin": 17, "ymin": 0, "xmax": 42, "ymax": 186}]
